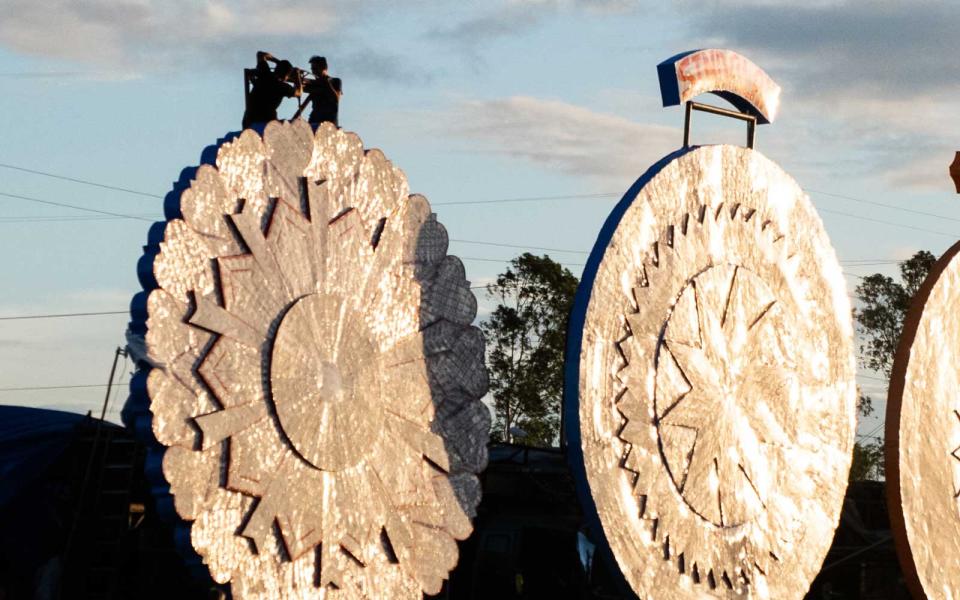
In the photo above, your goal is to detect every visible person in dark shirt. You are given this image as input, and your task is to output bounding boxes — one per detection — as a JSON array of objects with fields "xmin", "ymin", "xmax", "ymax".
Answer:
[
  {"xmin": 294, "ymin": 56, "xmax": 340, "ymax": 127},
  {"xmin": 242, "ymin": 51, "xmax": 300, "ymax": 129}
]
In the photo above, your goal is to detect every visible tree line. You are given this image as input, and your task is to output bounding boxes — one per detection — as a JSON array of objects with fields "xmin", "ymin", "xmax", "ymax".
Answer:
[{"xmin": 480, "ymin": 251, "xmax": 937, "ymax": 481}]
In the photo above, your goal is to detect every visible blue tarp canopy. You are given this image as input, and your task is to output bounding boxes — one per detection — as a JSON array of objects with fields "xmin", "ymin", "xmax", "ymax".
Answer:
[{"xmin": 0, "ymin": 405, "xmax": 90, "ymax": 510}]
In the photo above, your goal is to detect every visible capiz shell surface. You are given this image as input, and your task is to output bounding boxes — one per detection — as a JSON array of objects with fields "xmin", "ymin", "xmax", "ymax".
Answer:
[
  {"xmin": 565, "ymin": 145, "xmax": 856, "ymax": 599},
  {"xmin": 886, "ymin": 240, "xmax": 960, "ymax": 600},
  {"xmin": 127, "ymin": 121, "xmax": 490, "ymax": 599}
]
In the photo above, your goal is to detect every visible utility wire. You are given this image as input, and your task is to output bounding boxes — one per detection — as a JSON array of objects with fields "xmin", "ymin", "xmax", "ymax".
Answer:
[
  {"xmin": 0, "ymin": 383, "xmax": 110, "ymax": 392},
  {"xmin": 461, "ymin": 256, "xmax": 586, "ymax": 268},
  {"xmin": 0, "ymin": 262, "xmax": 906, "ymax": 321},
  {"xmin": 4, "ymin": 167, "xmax": 960, "ymax": 242},
  {"xmin": 806, "ymin": 188, "xmax": 960, "ymax": 225},
  {"xmin": 5, "ymin": 160, "xmax": 960, "ymax": 233},
  {"xmin": 451, "ymin": 238, "xmax": 588, "ymax": 255},
  {"xmin": 0, "ymin": 162, "xmax": 163, "ymax": 199},
  {"xmin": 0, "ymin": 360, "xmax": 892, "ymax": 395},
  {"xmin": 0, "ymin": 160, "xmax": 616, "ymax": 207},
  {"xmin": 0, "ymin": 191, "xmax": 154, "ymax": 222},
  {"xmin": 858, "ymin": 420, "xmax": 886, "ymax": 441},
  {"xmin": 456, "ymin": 239, "xmax": 908, "ymax": 263},
  {"xmin": 0, "ymin": 214, "xmax": 156, "ymax": 224},
  {"xmin": 0, "ymin": 310, "xmax": 128, "ymax": 321},
  {"xmin": 0, "ymin": 198, "xmax": 915, "ymax": 266},
  {"xmin": 434, "ymin": 192, "xmax": 619, "ymax": 206},
  {"xmin": 0, "ymin": 164, "xmax": 929, "ymax": 416},
  {"xmin": 819, "ymin": 207, "xmax": 960, "ymax": 239}
]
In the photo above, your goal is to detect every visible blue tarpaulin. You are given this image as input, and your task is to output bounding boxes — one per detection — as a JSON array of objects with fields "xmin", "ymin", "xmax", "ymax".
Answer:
[{"xmin": 0, "ymin": 405, "xmax": 89, "ymax": 510}]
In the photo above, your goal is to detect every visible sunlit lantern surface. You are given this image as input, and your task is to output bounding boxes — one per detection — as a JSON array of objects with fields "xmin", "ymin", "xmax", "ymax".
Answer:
[
  {"xmin": 886, "ymin": 241, "xmax": 960, "ymax": 600},
  {"xmin": 124, "ymin": 121, "xmax": 490, "ymax": 598},
  {"xmin": 658, "ymin": 49, "xmax": 782, "ymax": 124},
  {"xmin": 564, "ymin": 144, "xmax": 857, "ymax": 598}
]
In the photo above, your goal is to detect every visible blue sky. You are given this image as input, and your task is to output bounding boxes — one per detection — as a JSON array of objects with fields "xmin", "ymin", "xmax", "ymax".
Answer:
[{"xmin": 2, "ymin": 1, "xmax": 959, "ymax": 439}]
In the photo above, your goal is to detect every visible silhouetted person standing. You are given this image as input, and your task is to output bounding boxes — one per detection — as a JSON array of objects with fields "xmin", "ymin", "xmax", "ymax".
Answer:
[
  {"xmin": 295, "ymin": 56, "xmax": 340, "ymax": 127},
  {"xmin": 242, "ymin": 51, "xmax": 300, "ymax": 129}
]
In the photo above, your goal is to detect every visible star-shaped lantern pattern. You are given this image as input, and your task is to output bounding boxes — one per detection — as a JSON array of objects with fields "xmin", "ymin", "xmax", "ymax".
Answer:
[
  {"xmin": 125, "ymin": 121, "xmax": 490, "ymax": 599},
  {"xmin": 654, "ymin": 264, "xmax": 790, "ymax": 528}
]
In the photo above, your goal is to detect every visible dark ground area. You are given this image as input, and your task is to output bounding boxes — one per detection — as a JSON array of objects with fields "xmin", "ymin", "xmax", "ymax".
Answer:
[{"xmin": 0, "ymin": 409, "xmax": 910, "ymax": 599}]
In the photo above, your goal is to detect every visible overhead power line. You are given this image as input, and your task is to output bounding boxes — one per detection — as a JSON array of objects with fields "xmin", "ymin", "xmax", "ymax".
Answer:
[
  {"xmin": 4, "ymin": 159, "xmax": 960, "ymax": 230},
  {"xmin": 451, "ymin": 238, "xmax": 589, "ymax": 255},
  {"xmin": 434, "ymin": 192, "xmax": 619, "ymax": 206},
  {"xmin": 0, "ymin": 251, "xmax": 909, "ymax": 322},
  {"xmin": 5, "ymin": 190, "xmax": 958, "ymax": 261},
  {"xmin": 5, "ymin": 160, "xmax": 960, "ymax": 241},
  {"xmin": 0, "ymin": 270, "xmax": 879, "ymax": 318},
  {"xmin": 0, "ymin": 383, "xmax": 110, "ymax": 392},
  {"xmin": 461, "ymin": 256, "xmax": 587, "ymax": 268},
  {"xmin": 0, "ymin": 191, "xmax": 154, "ymax": 222},
  {"xmin": 859, "ymin": 420, "xmax": 886, "ymax": 441},
  {"xmin": 0, "ymin": 214, "xmax": 157, "ymax": 224},
  {"xmin": 0, "ymin": 192, "xmax": 921, "ymax": 266},
  {"xmin": 0, "ymin": 310, "xmax": 128, "ymax": 321},
  {"xmin": 0, "ymin": 162, "xmax": 162, "ymax": 199},
  {"xmin": 806, "ymin": 189, "xmax": 960, "ymax": 225},
  {"xmin": 818, "ymin": 207, "xmax": 960, "ymax": 239},
  {"xmin": 0, "ymin": 161, "xmax": 617, "ymax": 207},
  {"xmin": 454, "ymin": 238, "xmax": 909, "ymax": 265}
]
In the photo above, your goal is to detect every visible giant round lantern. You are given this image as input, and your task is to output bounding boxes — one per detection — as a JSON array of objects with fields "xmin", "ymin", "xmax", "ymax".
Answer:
[
  {"xmin": 564, "ymin": 50, "xmax": 857, "ymax": 598},
  {"xmin": 885, "ymin": 240, "xmax": 960, "ymax": 600},
  {"xmin": 124, "ymin": 121, "xmax": 490, "ymax": 598}
]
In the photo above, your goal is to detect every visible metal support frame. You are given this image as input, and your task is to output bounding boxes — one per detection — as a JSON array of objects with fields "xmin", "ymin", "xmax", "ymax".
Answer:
[
  {"xmin": 60, "ymin": 346, "xmax": 128, "ymax": 599},
  {"xmin": 683, "ymin": 101, "xmax": 757, "ymax": 149}
]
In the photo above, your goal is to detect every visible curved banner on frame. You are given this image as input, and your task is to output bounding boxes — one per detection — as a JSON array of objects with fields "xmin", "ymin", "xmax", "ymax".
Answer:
[{"xmin": 658, "ymin": 49, "xmax": 781, "ymax": 124}]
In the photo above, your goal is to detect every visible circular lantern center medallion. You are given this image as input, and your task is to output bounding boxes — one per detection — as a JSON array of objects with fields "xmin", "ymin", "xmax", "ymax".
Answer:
[
  {"xmin": 654, "ymin": 265, "xmax": 785, "ymax": 527},
  {"xmin": 271, "ymin": 292, "xmax": 383, "ymax": 472}
]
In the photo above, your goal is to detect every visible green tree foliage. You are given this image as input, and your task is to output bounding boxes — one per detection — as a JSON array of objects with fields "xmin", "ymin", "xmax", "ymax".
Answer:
[
  {"xmin": 850, "ymin": 250, "xmax": 936, "ymax": 480},
  {"xmin": 482, "ymin": 253, "xmax": 579, "ymax": 447},
  {"xmin": 850, "ymin": 391, "xmax": 884, "ymax": 481},
  {"xmin": 849, "ymin": 435, "xmax": 885, "ymax": 482},
  {"xmin": 854, "ymin": 250, "xmax": 936, "ymax": 377}
]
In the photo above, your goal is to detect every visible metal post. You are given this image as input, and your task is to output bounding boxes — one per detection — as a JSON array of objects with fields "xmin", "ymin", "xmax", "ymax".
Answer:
[
  {"xmin": 99, "ymin": 346, "xmax": 124, "ymax": 422},
  {"xmin": 61, "ymin": 346, "xmax": 125, "ymax": 594},
  {"xmin": 683, "ymin": 101, "xmax": 758, "ymax": 150}
]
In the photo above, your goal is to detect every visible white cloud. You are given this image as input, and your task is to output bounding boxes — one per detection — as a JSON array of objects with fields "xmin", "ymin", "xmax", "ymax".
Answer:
[
  {"xmin": 427, "ymin": 0, "xmax": 639, "ymax": 53},
  {"xmin": 0, "ymin": 0, "xmax": 368, "ymax": 73},
  {"xmin": 515, "ymin": 0, "xmax": 639, "ymax": 9},
  {"xmin": 450, "ymin": 95, "xmax": 679, "ymax": 182},
  {"xmin": 0, "ymin": 0, "xmax": 151, "ymax": 63},
  {"xmin": 885, "ymin": 151, "xmax": 957, "ymax": 193},
  {"xmin": 677, "ymin": 1, "xmax": 960, "ymax": 191},
  {"xmin": 0, "ymin": 0, "xmax": 433, "ymax": 83}
]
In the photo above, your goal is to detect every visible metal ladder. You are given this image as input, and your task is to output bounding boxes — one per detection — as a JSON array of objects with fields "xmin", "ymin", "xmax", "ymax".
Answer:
[{"xmin": 80, "ymin": 429, "xmax": 140, "ymax": 600}]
